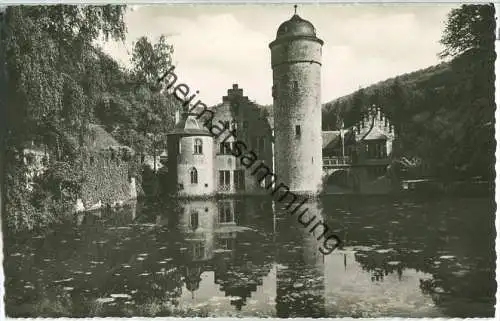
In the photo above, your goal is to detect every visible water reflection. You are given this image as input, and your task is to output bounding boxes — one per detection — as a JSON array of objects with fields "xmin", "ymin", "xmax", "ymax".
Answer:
[
  {"xmin": 3, "ymin": 196, "xmax": 496, "ymax": 317},
  {"xmin": 275, "ymin": 200, "xmax": 325, "ymax": 318}
]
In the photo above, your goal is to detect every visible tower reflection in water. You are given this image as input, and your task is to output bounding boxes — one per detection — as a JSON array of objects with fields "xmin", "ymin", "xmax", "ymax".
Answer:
[
  {"xmin": 275, "ymin": 200, "xmax": 326, "ymax": 318},
  {"xmin": 176, "ymin": 198, "xmax": 275, "ymax": 312}
]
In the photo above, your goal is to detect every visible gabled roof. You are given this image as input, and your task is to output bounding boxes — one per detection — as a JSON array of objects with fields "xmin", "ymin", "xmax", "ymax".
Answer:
[
  {"xmin": 362, "ymin": 126, "xmax": 388, "ymax": 141},
  {"xmin": 168, "ymin": 112, "xmax": 212, "ymax": 136}
]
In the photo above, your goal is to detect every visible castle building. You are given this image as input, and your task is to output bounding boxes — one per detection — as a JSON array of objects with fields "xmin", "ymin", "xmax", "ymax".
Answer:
[
  {"xmin": 211, "ymin": 84, "xmax": 274, "ymax": 194},
  {"xmin": 166, "ymin": 112, "xmax": 215, "ymax": 197},
  {"xmin": 322, "ymin": 105, "xmax": 396, "ymax": 179},
  {"xmin": 269, "ymin": 9, "xmax": 324, "ymax": 194},
  {"xmin": 166, "ymin": 85, "xmax": 274, "ymax": 197},
  {"xmin": 167, "ymin": 8, "xmax": 396, "ymax": 197}
]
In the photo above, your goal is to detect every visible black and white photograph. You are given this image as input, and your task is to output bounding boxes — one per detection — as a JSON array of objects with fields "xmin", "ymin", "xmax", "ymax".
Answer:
[{"xmin": 0, "ymin": 2, "xmax": 497, "ymax": 318}]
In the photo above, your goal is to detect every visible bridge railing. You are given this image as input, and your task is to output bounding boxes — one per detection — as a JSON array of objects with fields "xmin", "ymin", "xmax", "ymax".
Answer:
[{"xmin": 323, "ymin": 156, "xmax": 352, "ymax": 166}]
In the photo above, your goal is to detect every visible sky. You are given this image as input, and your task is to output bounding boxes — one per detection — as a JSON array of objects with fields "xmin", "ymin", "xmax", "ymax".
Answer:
[{"xmin": 102, "ymin": 4, "xmax": 459, "ymax": 106}]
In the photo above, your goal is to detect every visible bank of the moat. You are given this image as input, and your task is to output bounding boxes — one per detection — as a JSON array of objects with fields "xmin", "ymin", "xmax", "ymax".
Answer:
[{"xmin": 3, "ymin": 195, "xmax": 495, "ymax": 318}]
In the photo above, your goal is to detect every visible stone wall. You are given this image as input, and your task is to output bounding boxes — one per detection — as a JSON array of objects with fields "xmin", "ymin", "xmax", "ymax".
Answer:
[
  {"xmin": 272, "ymin": 37, "xmax": 323, "ymax": 193},
  {"xmin": 79, "ymin": 148, "xmax": 136, "ymax": 210}
]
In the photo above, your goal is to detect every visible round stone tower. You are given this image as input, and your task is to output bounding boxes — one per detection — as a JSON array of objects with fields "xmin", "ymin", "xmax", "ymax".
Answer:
[
  {"xmin": 269, "ymin": 8, "xmax": 324, "ymax": 194},
  {"xmin": 167, "ymin": 112, "xmax": 215, "ymax": 197}
]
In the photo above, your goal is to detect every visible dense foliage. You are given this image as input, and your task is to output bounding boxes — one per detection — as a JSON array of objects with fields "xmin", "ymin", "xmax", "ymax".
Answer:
[
  {"xmin": 1, "ymin": 5, "xmax": 180, "ymax": 232},
  {"xmin": 323, "ymin": 4, "xmax": 495, "ymax": 181}
]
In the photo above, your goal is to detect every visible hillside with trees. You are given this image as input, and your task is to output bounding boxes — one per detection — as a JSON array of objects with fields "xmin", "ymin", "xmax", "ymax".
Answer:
[{"xmin": 322, "ymin": 4, "xmax": 495, "ymax": 182}]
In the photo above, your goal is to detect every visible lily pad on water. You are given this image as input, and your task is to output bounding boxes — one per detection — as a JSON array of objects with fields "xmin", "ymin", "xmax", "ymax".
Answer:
[
  {"xmin": 53, "ymin": 278, "xmax": 74, "ymax": 284},
  {"xmin": 96, "ymin": 297, "xmax": 115, "ymax": 303},
  {"xmin": 110, "ymin": 293, "xmax": 131, "ymax": 299}
]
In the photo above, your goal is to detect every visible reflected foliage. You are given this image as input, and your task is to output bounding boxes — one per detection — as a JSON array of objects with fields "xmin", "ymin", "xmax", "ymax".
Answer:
[{"xmin": 3, "ymin": 196, "xmax": 495, "ymax": 317}]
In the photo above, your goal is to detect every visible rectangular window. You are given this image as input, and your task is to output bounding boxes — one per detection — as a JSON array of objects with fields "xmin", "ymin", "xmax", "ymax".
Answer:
[
  {"xmin": 234, "ymin": 170, "xmax": 245, "ymax": 190},
  {"xmin": 219, "ymin": 238, "xmax": 233, "ymax": 250},
  {"xmin": 218, "ymin": 201, "xmax": 233, "ymax": 223},
  {"xmin": 193, "ymin": 242, "xmax": 205, "ymax": 260},
  {"xmin": 219, "ymin": 142, "xmax": 232, "ymax": 155},
  {"xmin": 295, "ymin": 125, "xmax": 301, "ymax": 137},
  {"xmin": 219, "ymin": 170, "xmax": 231, "ymax": 188}
]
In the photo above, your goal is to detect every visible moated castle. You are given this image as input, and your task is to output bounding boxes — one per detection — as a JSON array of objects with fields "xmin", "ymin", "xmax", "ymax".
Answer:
[{"xmin": 166, "ymin": 10, "xmax": 396, "ymax": 197}]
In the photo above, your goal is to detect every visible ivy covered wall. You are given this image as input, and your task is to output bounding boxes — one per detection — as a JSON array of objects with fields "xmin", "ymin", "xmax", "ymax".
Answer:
[{"xmin": 80, "ymin": 148, "xmax": 136, "ymax": 208}]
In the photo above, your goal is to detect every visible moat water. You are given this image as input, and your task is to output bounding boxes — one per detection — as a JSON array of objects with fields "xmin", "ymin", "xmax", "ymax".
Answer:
[{"xmin": 3, "ymin": 195, "xmax": 496, "ymax": 317}]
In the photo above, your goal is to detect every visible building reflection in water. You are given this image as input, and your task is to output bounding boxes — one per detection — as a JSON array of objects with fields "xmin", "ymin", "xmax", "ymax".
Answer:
[
  {"xmin": 176, "ymin": 198, "xmax": 275, "ymax": 311},
  {"xmin": 275, "ymin": 200, "xmax": 326, "ymax": 318}
]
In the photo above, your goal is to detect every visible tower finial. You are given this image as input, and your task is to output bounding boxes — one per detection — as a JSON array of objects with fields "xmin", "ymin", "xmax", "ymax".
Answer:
[{"xmin": 294, "ymin": 4, "xmax": 298, "ymax": 15}]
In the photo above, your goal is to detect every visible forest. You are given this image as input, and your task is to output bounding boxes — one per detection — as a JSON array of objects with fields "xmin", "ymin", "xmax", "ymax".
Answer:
[
  {"xmin": 0, "ymin": 4, "xmax": 496, "ymax": 233},
  {"xmin": 323, "ymin": 4, "xmax": 496, "ymax": 182}
]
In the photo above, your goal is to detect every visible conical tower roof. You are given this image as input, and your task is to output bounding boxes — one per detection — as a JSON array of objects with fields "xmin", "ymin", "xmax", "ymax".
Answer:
[{"xmin": 168, "ymin": 112, "xmax": 212, "ymax": 136}]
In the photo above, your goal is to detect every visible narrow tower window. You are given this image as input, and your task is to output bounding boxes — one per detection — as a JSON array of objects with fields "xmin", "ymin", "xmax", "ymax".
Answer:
[
  {"xmin": 190, "ymin": 211, "xmax": 199, "ymax": 230},
  {"xmin": 295, "ymin": 125, "xmax": 301, "ymax": 138},
  {"xmin": 190, "ymin": 167, "xmax": 198, "ymax": 184},
  {"xmin": 194, "ymin": 138, "xmax": 203, "ymax": 154},
  {"xmin": 293, "ymin": 81, "xmax": 299, "ymax": 92}
]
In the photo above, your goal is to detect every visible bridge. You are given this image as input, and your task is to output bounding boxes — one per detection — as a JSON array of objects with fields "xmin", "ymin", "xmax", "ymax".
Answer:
[{"xmin": 322, "ymin": 156, "xmax": 393, "ymax": 193}]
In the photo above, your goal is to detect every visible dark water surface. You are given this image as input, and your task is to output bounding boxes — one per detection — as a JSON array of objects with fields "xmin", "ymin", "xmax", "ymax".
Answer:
[{"xmin": 4, "ymin": 196, "xmax": 496, "ymax": 317}]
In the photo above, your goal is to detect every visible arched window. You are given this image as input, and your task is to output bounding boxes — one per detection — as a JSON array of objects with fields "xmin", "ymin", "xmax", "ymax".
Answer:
[
  {"xmin": 194, "ymin": 139, "xmax": 203, "ymax": 154},
  {"xmin": 190, "ymin": 167, "xmax": 198, "ymax": 184}
]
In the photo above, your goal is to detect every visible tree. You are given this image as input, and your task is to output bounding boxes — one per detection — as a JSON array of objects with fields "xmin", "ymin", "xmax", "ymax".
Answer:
[
  {"xmin": 3, "ymin": 5, "xmax": 127, "ymax": 157},
  {"xmin": 131, "ymin": 35, "xmax": 174, "ymax": 86},
  {"xmin": 440, "ymin": 4, "xmax": 495, "ymax": 59},
  {"xmin": 130, "ymin": 35, "xmax": 178, "ymax": 171},
  {"xmin": 1, "ymin": 5, "xmax": 128, "ymax": 231}
]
